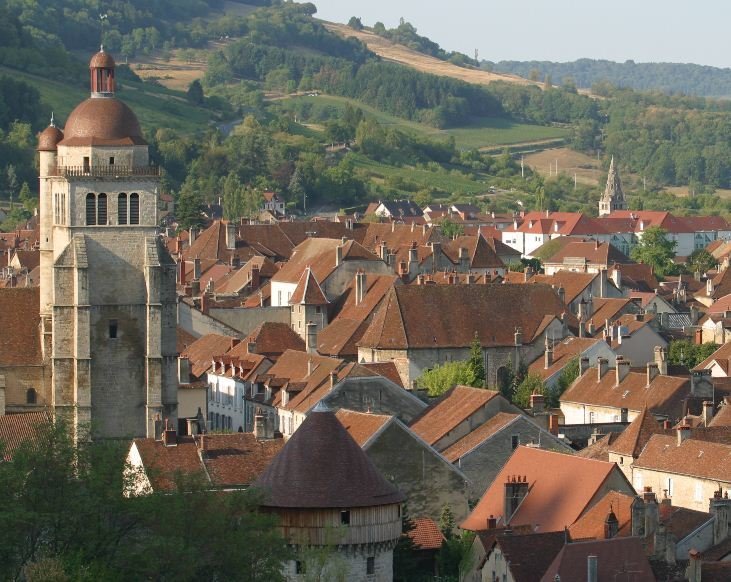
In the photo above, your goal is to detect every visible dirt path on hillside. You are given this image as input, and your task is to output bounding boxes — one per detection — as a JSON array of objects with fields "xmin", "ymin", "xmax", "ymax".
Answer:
[{"xmin": 324, "ymin": 22, "xmax": 539, "ymax": 88}]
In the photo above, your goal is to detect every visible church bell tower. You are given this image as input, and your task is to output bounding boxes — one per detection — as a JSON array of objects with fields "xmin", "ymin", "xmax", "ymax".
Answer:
[{"xmin": 38, "ymin": 48, "xmax": 178, "ymax": 439}]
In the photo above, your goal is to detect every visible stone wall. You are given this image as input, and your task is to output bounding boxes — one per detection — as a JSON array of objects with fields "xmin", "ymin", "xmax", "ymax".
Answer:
[
  {"xmin": 0, "ymin": 365, "xmax": 50, "ymax": 413},
  {"xmin": 178, "ymin": 301, "xmax": 242, "ymax": 338}
]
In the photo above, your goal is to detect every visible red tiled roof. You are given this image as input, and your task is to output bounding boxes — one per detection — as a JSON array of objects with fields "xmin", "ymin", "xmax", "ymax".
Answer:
[
  {"xmin": 441, "ymin": 412, "xmax": 521, "ymax": 462},
  {"xmin": 462, "ymin": 447, "xmax": 629, "ymax": 532},
  {"xmin": 544, "ymin": 240, "xmax": 630, "ymax": 266},
  {"xmin": 609, "ymin": 407, "xmax": 666, "ymax": 458},
  {"xmin": 289, "ymin": 266, "xmax": 328, "ymax": 305},
  {"xmin": 410, "ymin": 385, "xmax": 500, "ymax": 446},
  {"xmin": 561, "ymin": 368, "xmax": 689, "ymax": 418},
  {"xmin": 442, "ymin": 234, "xmax": 505, "ymax": 269},
  {"xmin": 336, "ymin": 409, "xmax": 392, "ymax": 447},
  {"xmin": 492, "ymin": 531, "xmax": 566, "ymax": 582},
  {"xmin": 0, "ymin": 411, "xmax": 51, "ymax": 461},
  {"xmin": 359, "ymin": 284, "xmax": 570, "ymax": 350},
  {"xmin": 568, "ymin": 490, "xmax": 635, "ymax": 540},
  {"xmin": 540, "ymin": 537, "xmax": 655, "ymax": 582},
  {"xmin": 0, "ymin": 287, "xmax": 42, "ymax": 365},
  {"xmin": 176, "ymin": 327, "xmax": 197, "ymax": 356},
  {"xmin": 181, "ymin": 334, "xmax": 238, "ymax": 378},
  {"xmin": 634, "ymin": 434, "xmax": 731, "ymax": 482},
  {"xmin": 407, "ymin": 517, "xmax": 445, "ymax": 550},
  {"xmin": 254, "ymin": 409, "xmax": 404, "ymax": 508},
  {"xmin": 359, "ymin": 362, "xmax": 405, "ymax": 388},
  {"xmin": 576, "ymin": 432, "xmax": 620, "ymax": 461},
  {"xmin": 528, "ymin": 337, "xmax": 601, "ymax": 381},
  {"xmin": 241, "ymin": 322, "xmax": 304, "ymax": 361}
]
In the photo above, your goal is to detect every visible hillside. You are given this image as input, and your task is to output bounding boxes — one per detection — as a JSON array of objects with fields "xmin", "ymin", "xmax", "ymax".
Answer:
[
  {"xmin": 324, "ymin": 22, "xmax": 538, "ymax": 89},
  {"xmin": 487, "ymin": 58, "xmax": 731, "ymax": 98}
]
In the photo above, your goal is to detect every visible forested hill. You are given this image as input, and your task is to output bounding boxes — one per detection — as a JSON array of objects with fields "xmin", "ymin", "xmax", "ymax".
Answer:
[{"xmin": 486, "ymin": 59, "xmax": 731, "ymax": 98}]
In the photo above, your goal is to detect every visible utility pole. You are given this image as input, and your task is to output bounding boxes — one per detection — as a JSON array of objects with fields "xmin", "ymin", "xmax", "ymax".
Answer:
[
  {"xmin": 574, "ymin": 173, "xmax": 577, "ymax": 190},
  {"xmin": 521, "ymin": 155, "xmax": 524, "ymax": 178}
]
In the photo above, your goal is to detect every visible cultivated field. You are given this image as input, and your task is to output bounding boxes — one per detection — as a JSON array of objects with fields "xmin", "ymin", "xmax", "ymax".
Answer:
[
  {"xmin": 324, "ymin": 22, "xmax": 539, "ymax": 89},
  {"xmin": 524, "ymin": 148, "xmax": 603, "ymax": 185}
]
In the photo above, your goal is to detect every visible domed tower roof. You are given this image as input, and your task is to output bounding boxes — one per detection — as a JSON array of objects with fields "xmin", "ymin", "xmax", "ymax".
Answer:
[
  {"xmin": 254, "ymin": 407, "xmax": 404, "ymax": 509},
  {"xmin": 58, "ymin": 48, "xmax": 146, "ymax": 147},
  {"xmin": 37, "ymin": 115, "xmax": 64, "ymax": 151}
]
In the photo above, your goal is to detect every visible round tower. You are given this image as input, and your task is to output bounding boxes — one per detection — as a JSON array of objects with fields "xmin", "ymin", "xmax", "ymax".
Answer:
[{"xmin": 254, "ymin": 406, "xmax": 404, "ymax": 581}]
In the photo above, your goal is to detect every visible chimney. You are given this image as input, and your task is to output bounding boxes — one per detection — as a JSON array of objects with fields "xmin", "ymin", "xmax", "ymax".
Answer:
[
  {"xmin": 579, "ymin": 356, "xmax": 590, "ymax": 377},
  {"xmin": 408, "ymin": 241, "xmax": 418, "ymax": 265},
  {"xmin": 687, "ymin": 550, "xmax": 702, "ymax": 582},
  {"xmin": 615, "ymin": 356, "xmax": 630, "ymax": 386},
  {"xmin": 189, "ymin": 227, "xmax": 197, "ymax": 245},
  {"xmin": 703, "ymin": 400, "xmax": 715, "ymax": 426},
  {"xmin": 254, "ymin": 408, "xmax": 269, "ymax": 440},
  {"xmin": 226, "ymin": 221, "xmax": 236, "ymax": 250},
  {"xmin": 199, "ymin": 432, "xmax": 207, "ymax": 456},
  {"xmin": 549, "ymin": 413, "xmax": 559, "ymax": 436},
  {"xmin": 0, "ymin": 378, "xmax": 5, "ymax": 416},
  {"xmin": 611, "ymin": 265, "xmax": 622, "ymax": 289},
  {"xmin": 355, "ymin": 269, "xmax": 366, "ymax": 305},
  {"xmin": 654, "ymin": 346, "xmax": 668, "ymax": 375},
  {"xmin": 251, "ymin": 265, "xmax": 260, "ymax": 289},
  {"xmin": 631, "ymin": 496, "xmax": 646, "ymax": 537},
  {"xmin": 691, "ymin": 369, "xmax": 712, "ymax": 398},
  {"xmin": 514, "ymin": 328, "xmax": 522, "ymax": 346},
  {"xmin": 578, "ymin": 318, "xmax": 586, "ymax": 338},
  {"xmin": 193, "ymin": 257, "xmax": 201, "ymax": 280},
  {"xmin": 335, "ymin": 243, "xmax": 343, "ymax": 266},
  {"xmin": 178, "ymin": 357, "xmax": 191, "ymax": 384},
  {"xmin": 709, "ymin": 489, "xmax": 731, "ymax": 545},
  {"xmin": 430, "ymin": 241, "xmax": 441, "ymax": 271},
  {"xmin": 306, "ymin": 321, "xmax": 318, "ymax": 354},
  {"xmin": 247, "ymin": 340, "xmax": 256, "ymax": 354},
  {"xmin": 503, "ymin": 475, "xmax": 529, "ymax": 522},
  {"xmin": 556, "ymin": 286, "xmax": 565, "ymax": 304},
  {"xmin": 544, "ymin": 337, "xmax": 553, "ymax": 369},
  {"xmin": 162, "ymin": 420, "xmax": 177, "ymax": 447},
  {"xmin": 486, "ymin": 515, "xmax": 497, "ymax": 530},
  {"xmin": 329, "ymin": 370, "xmax": 337, "ymax": 389},
  {"xmin": 200, "ymin": 290, "xmax": 209, "ymax": 314},
  {"xmin": 707, "ymin": 277, "xmax": 715, "ymax": 296},
  {"xmin": 523, "ymin": 266, "xmax": 533, "ymax": 282},
  {"xmin": 646, "ymin": 362, "xmax": 659, "ymax": 386},
  {"xmin": 599, "ymin": 268, "xmax": 608, "ymax": 298},
  {"xmin": 177, "ymin": 259, "xmax": 186, "ymax": 285},
  {"xmin": 346, "ymin": 218, "xmax": 353, "ymax": 230},
  {"xmin": 587, "ymin": 319, "xmax": 596, "ymax": 336},
  {"xmin": 677, "ymin": 420, "xmax": 692, "ymax": 446},
  {"xmin": 458, "ymin": 247, "xmax": 469, "ymax": 271},
  {"xmin": 597, "ymin": 357, "xmax": 609, "ymax": 381},
  {"xmin": 587, "ymin": 555, "xmax": 598, "ymax": 582},
  {"xmin": 379, "ymin": 241, "xmax": 387, "ymax": 261},
  {"xmin": 530, "ymin": 392, "xmax": 546, "ymax": 414},
  {"xmin": 644, "ymin": 488, "xmax": 659, "ymax": 536},
  {"xmin": 190, "ymin": 279, "xmax": 201, "ymax": 297}
]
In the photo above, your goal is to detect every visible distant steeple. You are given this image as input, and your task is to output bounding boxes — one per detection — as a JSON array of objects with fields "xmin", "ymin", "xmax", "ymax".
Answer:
[{"xmin": 599, "ymin": 156, "xmax": 627, "ymax": 216}]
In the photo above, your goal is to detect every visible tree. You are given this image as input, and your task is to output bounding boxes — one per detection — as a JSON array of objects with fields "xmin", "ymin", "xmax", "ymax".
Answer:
[
  {"xmin": 18, "ymin": 181, "xmax": 34, "ymax": 213},
  {"xmin": 186, "ymin": 79, "xmax": 205, "ymax": 106},
  {"xmin": 347, "ymin": 17, "xmax": 363, "ymax": 30},
  {"xmin": 554, "ymin": 356, "xmax": 580, "ymax": 407},
  {"xmin": 688, "ymin": 249, "xmax": 716, "ymax": 275},
  {"xmin": 0, "ymin": 418, "xmax": 288, "ymax": 581},
  {"xmin": 668, "ymin": 340, "xmax": 718, "ymax": 368},
  {"xmin": 439, "ymin": 217, "xmax": 464, "ymax": 239},
  {"xmin": 630, "ymin": 226, "xmax": 677, "ymax": 278},
  {"xmin": 513, "ymin": 372, "xmax": 547, "ymax": 408},
  {"xmin": 175, "ymin": 180, "xmax": 205, "ymax": 230},
  {"xmin": 438, "ymin": 504, "xmax": 456, "ymax": 539},
  {"xmin": 467, "ymin": 333, "xmax": 486, "ymax": 388},
  {"xmin": 416, "ymin": 361, "xmax": 476, "ymax": 397}
]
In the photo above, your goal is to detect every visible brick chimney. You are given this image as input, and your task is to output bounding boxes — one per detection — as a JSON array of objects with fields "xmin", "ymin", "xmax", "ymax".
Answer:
[
  {"xmin": 597, "ymin": 357, "xmax": 609, "ymax": 381},
  {"xmin": 530, "ymin": 392, "xmax": 546, "ymax": 414},
  {"xmin": 646, "ymin": 362, "xmax": 659, "ymax": 386},
  {"xmin": 251, "ymin": 264, "xmax": 260, "ymax": 289},
  {"xmin": 486, "ymin": 515, "xmax": 497, "ymax": 529},
  {"xmin": 503, "ymin": 475, "xmax": 529, "ymax": 522},
  {"xmin": 549, "ymin": 414, "xmax": 559, "ymax": 436}
]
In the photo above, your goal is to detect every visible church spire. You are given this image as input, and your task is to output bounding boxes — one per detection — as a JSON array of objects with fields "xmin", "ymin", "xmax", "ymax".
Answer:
[{"xmin": 599, "ymin": 156, "xmax": 627, "ymax": 216}]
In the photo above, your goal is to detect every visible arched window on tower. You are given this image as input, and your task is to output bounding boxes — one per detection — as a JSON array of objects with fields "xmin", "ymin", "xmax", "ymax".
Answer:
[
  {"xmin": 129, "ymin": 193, "xmax": 140, "ymax": 225},
  {"xmin": 118, "ymin": 193, "xmax": 128, "ymax": 225},
  {"xmin": 97, "ymin": 193, "xmax": 107, "ymax": 225},
  {"xmin": 86, "ymin": 193, "xmax": 97, "ymax": 225},
  {"xmin": 26, "ymin": 388, "xmax": 37, "ymax": 404}
]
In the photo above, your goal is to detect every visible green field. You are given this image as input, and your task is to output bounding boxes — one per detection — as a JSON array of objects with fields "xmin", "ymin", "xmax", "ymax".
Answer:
[
  {"xmin": 278, "ymin": 94, "xmax": 568, "ymax": 150},
  {"xmin": 1, "ymin": 66, "xmax": 212, "ymax": 135}
]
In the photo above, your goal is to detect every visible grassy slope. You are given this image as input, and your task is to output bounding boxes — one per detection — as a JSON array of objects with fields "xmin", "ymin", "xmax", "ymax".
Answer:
[
  {"xmin": 279, "ymin": 94, "xmax": 568, "ymax": 150},
  {"xmin": 2, "ymin": 66, "xmax": 211, "ymax": 135}
]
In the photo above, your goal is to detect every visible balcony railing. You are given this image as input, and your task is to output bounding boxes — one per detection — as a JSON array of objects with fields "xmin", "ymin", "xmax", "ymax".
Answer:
[{"xmin": 52, "ymin": 165, "xmax": 161, "ymax": 177}]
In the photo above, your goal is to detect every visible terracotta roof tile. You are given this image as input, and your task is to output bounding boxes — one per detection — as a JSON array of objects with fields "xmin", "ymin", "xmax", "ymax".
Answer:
[
  {"xmin": 336, "ymin": 409, "xmax": 392, "ymax": 447},
  {"xmin": 359, "ymin": 284, "xmax": 569, "ymax": 350},
  {"xmin": 530, "ymin": 271, "xmax": 597, "ymax": 304},
  {"xmin": 493, "ymin": 531, "xmax": 566, "ymax": 582},
  {"xmin": 0, "ymin": 411, "xmax": 51, "ymax": 461},
  {"xmin": 540, "ymin": 537, "xmax": 655, "ymax": 582},
  {"xmin": 410, "ymin": 385, "xmax": 500, "ymax": 447},
  {"xmin": 442, "ymin": 412, "xmax": 521, "ymax": 462},
  {"xmin": 528, "ymin": 337, "xmax": 601, "ymax": 381},
  {"xmin": 576, "ymin": 432, "xmax": 620, "ymax": 461},
  {"xmin": 544, "ymin": 240, "xmax": 630, "ymax": 267},
  {"xmin": 176, "ymin": 327, "xmax": 197, "ymax": 356},
  {"xmin": 462, "ymin": 447, "xmax": 629, "ymax": 532},
  {"xmin": 609, "ymin": 407, "xmax": 666, "ymax": 458},
  {"xmin": 568, "ymin": 490, "xmax": 635, "ymax": 540},
  {"xmin": 289, "ymin": 266, "xmax": 329, "ymax": 305},
  {"xmin": 407, "ymin": 517, "xmax": 445, "ymax": 550},
  {"xmin": 181, "ymin": 334, "xmax": 238, "ymax": 378},
  {"xmin": 359, "ymin": 362, "xmax": 405, "ymax": 388},
  {"xmin": 561, "ymin": 368, "xmax": 689, "ymax": 418},
  {"xmin": 254, "ymin": 409, "xmax": 404, "ymax": 508},
  {"xmin": 0, "ymin": 287, "xmax": 42, "ymax": 365},
  {"xmin": 634, "ymin": 434, "xmax": 731, "ymax": 482},
  {"xmin": 443, "ymin": 235, "xmax": 505, "ymax": 269},
  {"xmin": 241, "ymin": 322, "xmax": 304, "ymax": 361}
]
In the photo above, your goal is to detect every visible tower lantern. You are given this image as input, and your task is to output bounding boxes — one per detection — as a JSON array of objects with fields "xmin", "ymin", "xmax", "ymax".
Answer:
[{"xmin": 90, "ymin": 46, "xmax": 115, "ymax": 97}]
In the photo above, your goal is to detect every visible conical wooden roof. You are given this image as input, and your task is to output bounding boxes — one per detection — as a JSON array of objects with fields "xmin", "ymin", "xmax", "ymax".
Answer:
[
  {"xmin": 289, "ymin": 266, "xmax": 329, "ymax": 305},
  {"xmin": 254, "ymin": 407, "xmax": 404, "ymax": 508}
]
